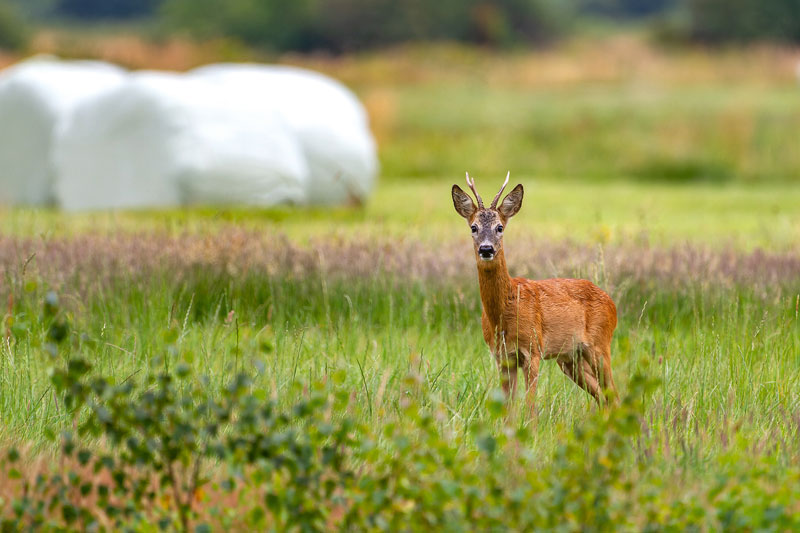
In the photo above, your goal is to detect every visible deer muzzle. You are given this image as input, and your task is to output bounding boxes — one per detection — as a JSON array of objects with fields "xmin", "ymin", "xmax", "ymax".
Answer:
[{"xmin": 478, "ymin": 244, "xmax": 495, "ymax": 261}]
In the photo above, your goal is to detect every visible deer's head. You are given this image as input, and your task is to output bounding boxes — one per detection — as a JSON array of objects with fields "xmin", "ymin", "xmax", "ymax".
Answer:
[{"xmin": 452, "ymin": 172, "xmax": 523, "ymax": 263}]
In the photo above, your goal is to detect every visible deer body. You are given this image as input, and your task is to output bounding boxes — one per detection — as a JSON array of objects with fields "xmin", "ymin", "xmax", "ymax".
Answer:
[{"xmin": 453, "ymin": 173, "xmax": 618, "ymax": 415}]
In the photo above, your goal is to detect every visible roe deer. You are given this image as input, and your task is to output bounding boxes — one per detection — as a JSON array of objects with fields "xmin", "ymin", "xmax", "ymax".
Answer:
[{"xmin": 452, "ymin": 172, "xmax": 618, "ymax": 416}]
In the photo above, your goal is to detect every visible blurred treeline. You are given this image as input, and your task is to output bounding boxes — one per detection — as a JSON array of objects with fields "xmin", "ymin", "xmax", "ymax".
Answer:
[{"xmin": 1, "ymin": 0, "xmax": 800, "ymax": 52}]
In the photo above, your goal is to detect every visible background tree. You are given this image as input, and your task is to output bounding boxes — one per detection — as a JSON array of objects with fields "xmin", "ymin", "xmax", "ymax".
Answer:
[
  {"xmin": 687, "ymin": 0, "xmax": 800, "ymax": 43},
  {"xmin": 159, "ymin": 0, "xmax": 574, "ymax": 52},
  {"xmin": 55, "ymin": 0, "xmax": 162, "ymax": 19},
  {"xmin": 0, "ymin": 0, "xmax": 29, "ymax": 51}
]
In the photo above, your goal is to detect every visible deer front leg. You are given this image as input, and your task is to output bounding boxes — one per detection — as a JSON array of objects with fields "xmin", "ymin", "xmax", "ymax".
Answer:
[
  {"xmin": 523, "ymin": 354, "xmax": 540, "ymax": 418},
  {"xmin": 496, "ymin": 354, "xmax": 518, "ymax": 400}
]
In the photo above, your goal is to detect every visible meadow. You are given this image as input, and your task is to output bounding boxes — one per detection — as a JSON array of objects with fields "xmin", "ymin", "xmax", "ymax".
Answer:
[{"xmin": 1, "ymin": 36, "xmax": 800, "ymax": 530}]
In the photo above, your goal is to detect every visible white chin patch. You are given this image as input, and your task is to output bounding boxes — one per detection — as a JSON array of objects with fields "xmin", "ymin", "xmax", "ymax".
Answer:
[{"xmin": 480, "ymin": 255, "xmax": 495, "ymax": 261}]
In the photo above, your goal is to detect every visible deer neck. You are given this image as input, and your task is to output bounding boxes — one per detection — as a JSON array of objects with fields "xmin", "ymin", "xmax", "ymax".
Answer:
[{"xmin": 476, "ymin": 249, "xmax": 512, "ymax": 326}]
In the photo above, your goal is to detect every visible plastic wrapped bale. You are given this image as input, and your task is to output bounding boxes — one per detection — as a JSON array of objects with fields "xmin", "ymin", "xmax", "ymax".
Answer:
[
  {"xmin": 191, "ymin": 64, "xmax": 378, "ymax": 205},
  {"xmin": 54, "ymin": 71, "xmax": 309, "ymax": 210},
  {"xmin": 0, "ymin": 56, "xmax": 125, "ymax": 206}
]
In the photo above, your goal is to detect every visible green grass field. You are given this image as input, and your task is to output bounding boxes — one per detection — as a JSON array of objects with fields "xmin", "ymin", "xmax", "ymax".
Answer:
[
  {"xmin": 5, "ymin": 179, "xmax": 800, "ymax": 249},
  {"xmin": 1, "ymin": 38, "xmax": 800, "ymax": 530}
]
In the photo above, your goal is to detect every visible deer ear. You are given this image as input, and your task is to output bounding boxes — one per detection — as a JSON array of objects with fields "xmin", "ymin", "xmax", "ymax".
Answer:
[
  {"xmin": 498, "ymin": 184, "xmax": 523, "ymax": 219},
  {"xmin": 452, "ymin": 185, "xmax": 477, "ymax": 219}
]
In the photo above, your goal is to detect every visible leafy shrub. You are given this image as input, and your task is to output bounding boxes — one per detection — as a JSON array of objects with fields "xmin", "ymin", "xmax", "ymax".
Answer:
[{"xmin": 3, "ymin": 292, "xmax": 360, "ymax": 531}]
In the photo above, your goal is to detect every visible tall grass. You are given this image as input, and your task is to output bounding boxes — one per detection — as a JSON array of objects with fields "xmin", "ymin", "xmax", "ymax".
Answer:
[{"xmin": 2, "ymin": 233, "xmax": 798, "ymax": 466}]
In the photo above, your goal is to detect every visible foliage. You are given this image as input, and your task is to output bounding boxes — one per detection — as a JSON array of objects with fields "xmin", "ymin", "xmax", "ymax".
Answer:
[
  {"xmin": 10, "ymin": 0, "xmax": 800, "ymax": 47},
  {"xmin": 6, "ymin": 0, "xmax": 56, "ymax": 18},
  {"xmin": 3, "ymin": 291, "xmax": 359, "ymax": 531},
  {"xmin": 51, "ymin": 0, "xmax": 161, "ymax": 19},
  {"xmin": 0, "ymin": 0, "xmax": 29, "ymax": 51},
  {"xmin": 158, "ymin": 0, "xmax": 573, "ymax": 52},
  {"xmin": 686, "ymin": 0, "xmax": 800, "ymax": 43},
  {"xmin": 580, "ymin": 0, "xmax": 678, "ymax": 18}
]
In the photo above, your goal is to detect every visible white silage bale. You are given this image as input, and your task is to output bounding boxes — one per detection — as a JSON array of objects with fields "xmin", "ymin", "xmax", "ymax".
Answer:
[
  {"xmin": 0, "ymin": 56, "xmax": 125, "ymax": 206},
  {"xmin": 54, "ymin": 71, "xmax": 308, "ymax": 210},
  {"xmin": 191, "ymin": 64, "xmax": 378, "ymax": 205}
]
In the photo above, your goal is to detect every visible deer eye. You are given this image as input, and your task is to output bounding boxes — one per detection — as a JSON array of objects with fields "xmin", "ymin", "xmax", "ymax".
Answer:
[
  {"xmin": 470, "ymin": 225, "xmax": 478, "ymax": 233},
  {"xmin": 496, "ymin": 225, "xmax": 504, "ymax": 233}
]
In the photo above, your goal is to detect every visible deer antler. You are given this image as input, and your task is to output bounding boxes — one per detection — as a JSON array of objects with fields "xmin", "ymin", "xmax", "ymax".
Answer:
[
  {"xmin": 465, "ymin": 172, "xmax": 484, "ymax": 209},
  {"xmin": 490, "ymin": 171, "xmax": 510, "ymax": 209}
]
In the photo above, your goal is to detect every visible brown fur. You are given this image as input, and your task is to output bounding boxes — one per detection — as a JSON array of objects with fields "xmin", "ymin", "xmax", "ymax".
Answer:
[{"xmin": 453, "ymin": 177, "xmax": 618, "ymax": 416}]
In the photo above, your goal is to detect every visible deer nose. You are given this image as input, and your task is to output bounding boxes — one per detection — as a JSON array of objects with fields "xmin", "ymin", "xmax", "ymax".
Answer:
[{"xmin": 478, "ymin": 245, "xmax": 495, "ymax": 259}]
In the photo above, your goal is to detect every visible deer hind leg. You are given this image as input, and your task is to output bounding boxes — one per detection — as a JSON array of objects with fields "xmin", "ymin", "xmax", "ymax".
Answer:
[
  {"xmin": 558, "ymin": 353, "xmax": 604, "ymax": 406},
  {"xmin": 595, "ymin": 345, "xmax": 618, "ymax": 406},
  {"xmin": 582, "ymin": 345, "xmax": 618, "ymax": 408}
]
